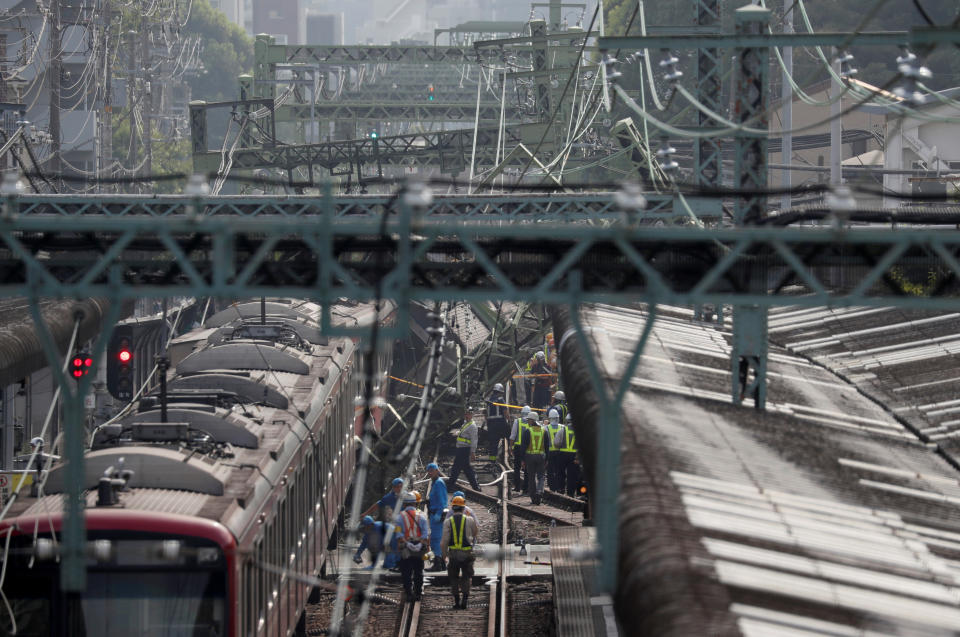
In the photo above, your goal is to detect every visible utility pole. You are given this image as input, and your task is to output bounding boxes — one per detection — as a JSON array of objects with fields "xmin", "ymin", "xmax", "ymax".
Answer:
[
  {"xmin": 125, "ymin": 31, "xmax": 137, "ymax": 188},
  {"xmin": 781, "ymin": 0, "xmax": 793, "ymax": 211},
  {"xmin": 731, "ymin": 3, "xmax": 771, "ymax": 410},
  {"xmin": 49, "ymin": 0, "xmax": 62, "ymax": 189},
  {"xmin": 141, "ymin": 26, "xmax": 152, "ymax": 185},
  {"xmin": 99, "ymin": 1, "xmax": 113, "ymax": 193}
]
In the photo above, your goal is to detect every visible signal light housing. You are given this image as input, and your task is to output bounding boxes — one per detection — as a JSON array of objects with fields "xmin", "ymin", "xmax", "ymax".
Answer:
[
  {"xmin": 107, "ymin": 326, "xmax": 135, "ymax": 401},
  {"xmin": 70, "ymin": 355, "xmax": 94, "ymax": 380}
]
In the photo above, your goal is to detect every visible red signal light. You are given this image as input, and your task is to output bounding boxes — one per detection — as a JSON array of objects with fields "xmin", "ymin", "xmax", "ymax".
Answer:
[
  {"xmin": 118, "ymin": 350, "xmax": 132, "ymax": 363},
  {"xmin": 72, "ymin": 369, "xmax": 82, "ymax": 378},
  {"xmin": 73, "ymin": 357, "xmax": 82, "ymax": 367},
  {"xmin": 84, "ymin": 358, "xmax": 93, "ymax": 367}
]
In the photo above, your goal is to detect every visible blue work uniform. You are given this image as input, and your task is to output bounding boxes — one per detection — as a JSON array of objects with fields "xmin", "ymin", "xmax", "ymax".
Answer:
[
  {"xmin": 427, "ymin": 476, "xmax": 448, "ymax": 558},
  {"xmin": 377, "ymin": 490, "xmax": 401, "ymax": 566}
]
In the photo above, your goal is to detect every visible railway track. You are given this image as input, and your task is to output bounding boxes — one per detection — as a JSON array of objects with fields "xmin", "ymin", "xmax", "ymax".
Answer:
[{"xmin": 397, "ymin": 464, "xmax": 511, "ymax": 637}]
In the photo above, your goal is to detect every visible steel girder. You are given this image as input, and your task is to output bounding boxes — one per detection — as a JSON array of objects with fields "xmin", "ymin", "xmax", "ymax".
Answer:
[
  {"xmin": 4, "ymin": 215, "xmax": 960, "ymax": 311},
  {"xmin": 277, "ymin": 102, "xmax": 526, "ymax": 123},
  {"xmin": 193, "ymin": 126, "xmax": 527, "ymax": 176},
  {"xmin": 4, "ymin": 192, "xmax": 683, "ymax": 220},
  {"xmin": 263, "ymin": 43, "xmax": 520, "ymax": 66}
]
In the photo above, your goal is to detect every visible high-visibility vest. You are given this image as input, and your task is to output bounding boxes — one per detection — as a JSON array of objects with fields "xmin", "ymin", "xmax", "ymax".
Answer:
[
  {"xmin": 561, "ymin": 426, "xmax": 577, "ymax": 453},
  {"xmin": 401, "ymin": 509, "xmax": 423, "ymax": 540},
  {"xmin": 554, "ymin": 403, "xmax": 569, "ymax": 423},
  {"xmin": 449, "ymin": 513, "xmax": 472, "ymax": 551},
  {"xmin": 547, "ymin": 423, "xmax": 561, "ymax": 449},
  {"xmin": 527, "ymin": 427, "xmax": 545, "ymax": 455},
  {"xmin": 513, "ymin": 418, "xmax": 530, "ymax": 448},
  {"xmin": 456, "ymin": 421, "xmax": 475, "ymax": 445}
]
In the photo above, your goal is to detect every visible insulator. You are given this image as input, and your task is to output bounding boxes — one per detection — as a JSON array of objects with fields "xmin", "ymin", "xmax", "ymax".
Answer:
[
  {"xmin": 603, "ymin": 54, "xmax": 622, "ymax": 82},
  {"xmin": 656, "ymin": 139, "xmax": 679, "ymax": 174},
  {"xmin": 835, "ymin": 50, "xmax": 858, "ymax": 79},
  {"xmin": 659, "ymin": 52, "xmax": 683, "ymax": 83}
]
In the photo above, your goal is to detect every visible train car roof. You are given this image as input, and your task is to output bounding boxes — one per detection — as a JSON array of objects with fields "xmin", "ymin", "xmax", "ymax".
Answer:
[{"xmin": 569, "ymin": 303, "xmax": 960, "ymax": 636}]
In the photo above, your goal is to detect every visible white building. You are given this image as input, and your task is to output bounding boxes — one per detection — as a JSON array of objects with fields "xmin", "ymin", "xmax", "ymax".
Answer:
[{"xmin": 883, "ymin": 88, "xmax": 960, "ymax": 208}]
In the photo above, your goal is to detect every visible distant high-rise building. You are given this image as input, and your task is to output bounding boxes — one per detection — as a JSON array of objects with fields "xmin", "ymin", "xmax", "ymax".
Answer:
[
  {"xmin": 306, "ymin": 12, "xmax": 344, "ymax": 45},
  {"xmin": 253, "ymin": 0, "xmax": 304, "ymax": 44}
]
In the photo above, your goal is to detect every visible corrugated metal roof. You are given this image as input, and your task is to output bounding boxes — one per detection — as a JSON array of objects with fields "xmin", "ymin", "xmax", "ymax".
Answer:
[
  {"xmin": 23, "ymin": 489, "xmax": 209, "ymax": 518},
  {"xmin": 576, "ymin": 303, "xmax": 960, "ymax": 636}
]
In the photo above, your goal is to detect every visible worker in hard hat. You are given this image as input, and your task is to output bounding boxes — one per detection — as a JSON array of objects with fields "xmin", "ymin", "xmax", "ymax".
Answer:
[
  {"xmin": 354, "ymin": 515, "xmax": 385, "ymax": 568},
  {"xmin": 443, "ymin": 491, "xmax": 479, "ymax": 526},
  {"xmin": 485, "ymin": 383, "xmax": 509, "ymax": 461},
  {"xmin": 395, "ymin": 491, "xmax": 430, "ymax": 601},
  {"xmin": 524, "ymin": 351, "xmax": 553, "ymax": 409},
  {"xmin": 554, "ymin": 413, "xmax": 581, "ymax": 497},
  {"xmin": 545, "ymin": 408, "xmax": 563, "ymax": 492},
  {"xmin": 425, "ymin": 462, "xmax": 448, "ymax": 571},
  {"xmin": 447, "ymin": 407, "xmax": 481, "ymax": 492},
  {"xmin": 441, "ymin": 495, "xmax": 479, "ymax": 609},
  {"xmin": 521, "ymin": 412, "xmax": 548, "ymax": 505},
  {"xmin": 363, "ymin": 476, "xmax": 405, "ymax": 522},
  {"xmin": 550, "ymin": 390, "xmax": 569, "ymax": 423},
  {"xmin": 509, "ymin": 406, "xmax": 532, "ymax": 492}
]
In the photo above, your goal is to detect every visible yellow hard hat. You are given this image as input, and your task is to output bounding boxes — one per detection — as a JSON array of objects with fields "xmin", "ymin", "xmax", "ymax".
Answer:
[
  {"xmin": 414, "ymin": 491, "xmax": 422, "ymax": 504},
  {"xmin": 451, "ymin": 495, "xmax": 466, "ymax": 507}
]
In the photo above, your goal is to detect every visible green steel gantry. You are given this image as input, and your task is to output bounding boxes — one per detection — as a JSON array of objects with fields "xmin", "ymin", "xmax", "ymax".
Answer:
[{"xmin": 7, "ymin": 188, "xmax": 960, "ymax": 597}]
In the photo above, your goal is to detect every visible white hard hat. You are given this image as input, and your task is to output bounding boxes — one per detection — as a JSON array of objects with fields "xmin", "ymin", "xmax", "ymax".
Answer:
[
  {"xmin": 30, "ymin": 437, "xmax": 43, "ymax": 447},
  {"xmin": 548, "ymin": 409, "xmax": 559, "ymax": 421},
  {"xmin": 493, "ymin": 383, "xmax": 504, "ymax": 392},
  {"xmin": 553, "ymin": 390, "xmax": 565, "ymax": 401},
  {"xmin": 565, "ymin": 414, "xmax": 572, "ymax": 423},
  {"xmin": 527, "ymin": 412, "xmax": 539, "ymax": 423},
  {"xmin": 536, "ymin": 351, "xmax": 545, "ymax": 359},
  {"xmin": 520, "ymin": 405, "xmax": 531, "ymax": 417}
]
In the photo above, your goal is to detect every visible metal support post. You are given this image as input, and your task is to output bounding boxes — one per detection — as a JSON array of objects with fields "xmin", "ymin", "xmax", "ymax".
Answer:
[
  {"xmin": 2, "ymin": 385, "xmax": 11, "ymax": 469},
  {"xmin": 830, "ymin": 55, "xmax": 842, "ymax": 187},
  {"xmin": 141, "ymin": 27, "xmax": 152, "ymax": 184},
  {"xmin": 780, "ymin": 2, "xmax": 793, "ymax": 211},
  {"xmin": 731, "ymin": 3, "xmax": 771, "ymax": 410},
  {"xmin": 694, "ymin": 0, "xmax": 722, "ymax": 194},
  {"xmin": 531, "ymin": 20, "xmax": 550, "ymax": 123},
  {"xmin": 49, "ymin": 0, "xmax": 62, "ymax": 188},
  {"xmin": 100, "ymin": 0, "xmax": 113, "ymax": 194}
]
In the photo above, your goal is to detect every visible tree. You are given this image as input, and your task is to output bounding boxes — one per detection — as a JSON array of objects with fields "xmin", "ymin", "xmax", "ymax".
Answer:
[{"xmin": 183, "ymin": 0, "xmax": 254, "ymax": 102}]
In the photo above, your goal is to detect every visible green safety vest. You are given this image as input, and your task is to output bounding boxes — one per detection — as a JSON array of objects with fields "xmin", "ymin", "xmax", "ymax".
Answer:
[
  {"xmin": 527, "ymin": 427, "xmax": 545, "ymax": 455},
  {"xmin": 457, "ymin": 421, "xmax": 475, "ymax": 445},
  {"xmin": 561, "ymin": 427, "xmax": 577, "ymax": 453},
  {"xmin": 547, "ymin": 423, "xmax": 561, "ymax": 449},
  {"xmin": 513, "ymin": 418, "xmax": 530, "ymax": 448},
  {"xmin": 450, "ymin": 513, "xmax": 471, "ymax": 551}
]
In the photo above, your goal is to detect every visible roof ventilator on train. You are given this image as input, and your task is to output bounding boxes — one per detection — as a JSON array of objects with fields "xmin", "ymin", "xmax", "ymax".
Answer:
[{"xmin": 96, "ymin": 459, "xmax": 134, "ymax": 506}]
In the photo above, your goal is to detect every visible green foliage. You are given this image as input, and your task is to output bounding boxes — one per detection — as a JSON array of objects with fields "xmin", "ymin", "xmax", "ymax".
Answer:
[
  {"xmin": 888, "ymin": 266, "xmax": 948, "ymax": 296},
  {"xmin": 183, "ymin": 0, "xmax": 254, "ymax": 102},
  {"xmin": 112, "ymin": 117, "xmax": 190, "ymax": 194}
]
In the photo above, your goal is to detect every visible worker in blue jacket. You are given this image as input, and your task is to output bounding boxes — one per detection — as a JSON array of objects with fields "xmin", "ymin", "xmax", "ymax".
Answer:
[{"xmin": 426, "ymin": 462, "xmax": 448, "ymax": 571}]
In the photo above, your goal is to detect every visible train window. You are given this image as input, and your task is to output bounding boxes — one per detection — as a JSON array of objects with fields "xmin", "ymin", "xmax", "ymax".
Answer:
[{"xmin": 244, "ymin": 560, "xmax": 254, "ymax": 637}]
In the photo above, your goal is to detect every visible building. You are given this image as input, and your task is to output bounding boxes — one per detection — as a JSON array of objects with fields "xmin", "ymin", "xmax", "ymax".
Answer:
[
  {"xmin": 767, "ymin": 78, "xmax": 887, "ymax": 208},
  {"xmin": 883, "ymin": 88, "xmax": 960, "ymax": 208},
  {"xmin": 305, "ymin": 11, "xmax": 344, "ymax": 45},
  {"xmin": 252, "ymin": 0, "xmax": 304, "ymax": 45}
]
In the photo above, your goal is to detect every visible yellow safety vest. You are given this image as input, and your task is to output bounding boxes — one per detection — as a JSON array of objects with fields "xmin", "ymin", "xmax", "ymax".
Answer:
[
  {"xmin": 547, "ymin": 423, "xmax": 561, "ymax": 448},
  {"xmin": 561, "ymin": 427, "xmax": 577, "ymax": 453},
  {"xmin": 456, "ymin": 420, "xmax": 475, "ymax": 445},
  {"xmin": 527, "ymin": 427, "xmax": 545, "ymax": 455},
  {"xmin": 513, "ymin": 418, "xmax": 530, "ymax": 448},
  {"xmin": 450, "ymin": 514, "xmax": 471, "ymax": 551}
]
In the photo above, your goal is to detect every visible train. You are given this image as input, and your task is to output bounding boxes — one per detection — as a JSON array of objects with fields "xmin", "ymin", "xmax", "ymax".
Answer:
[{"xmin": 0, "ymin": 298, "xmax": 395, "ymax": 637}]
